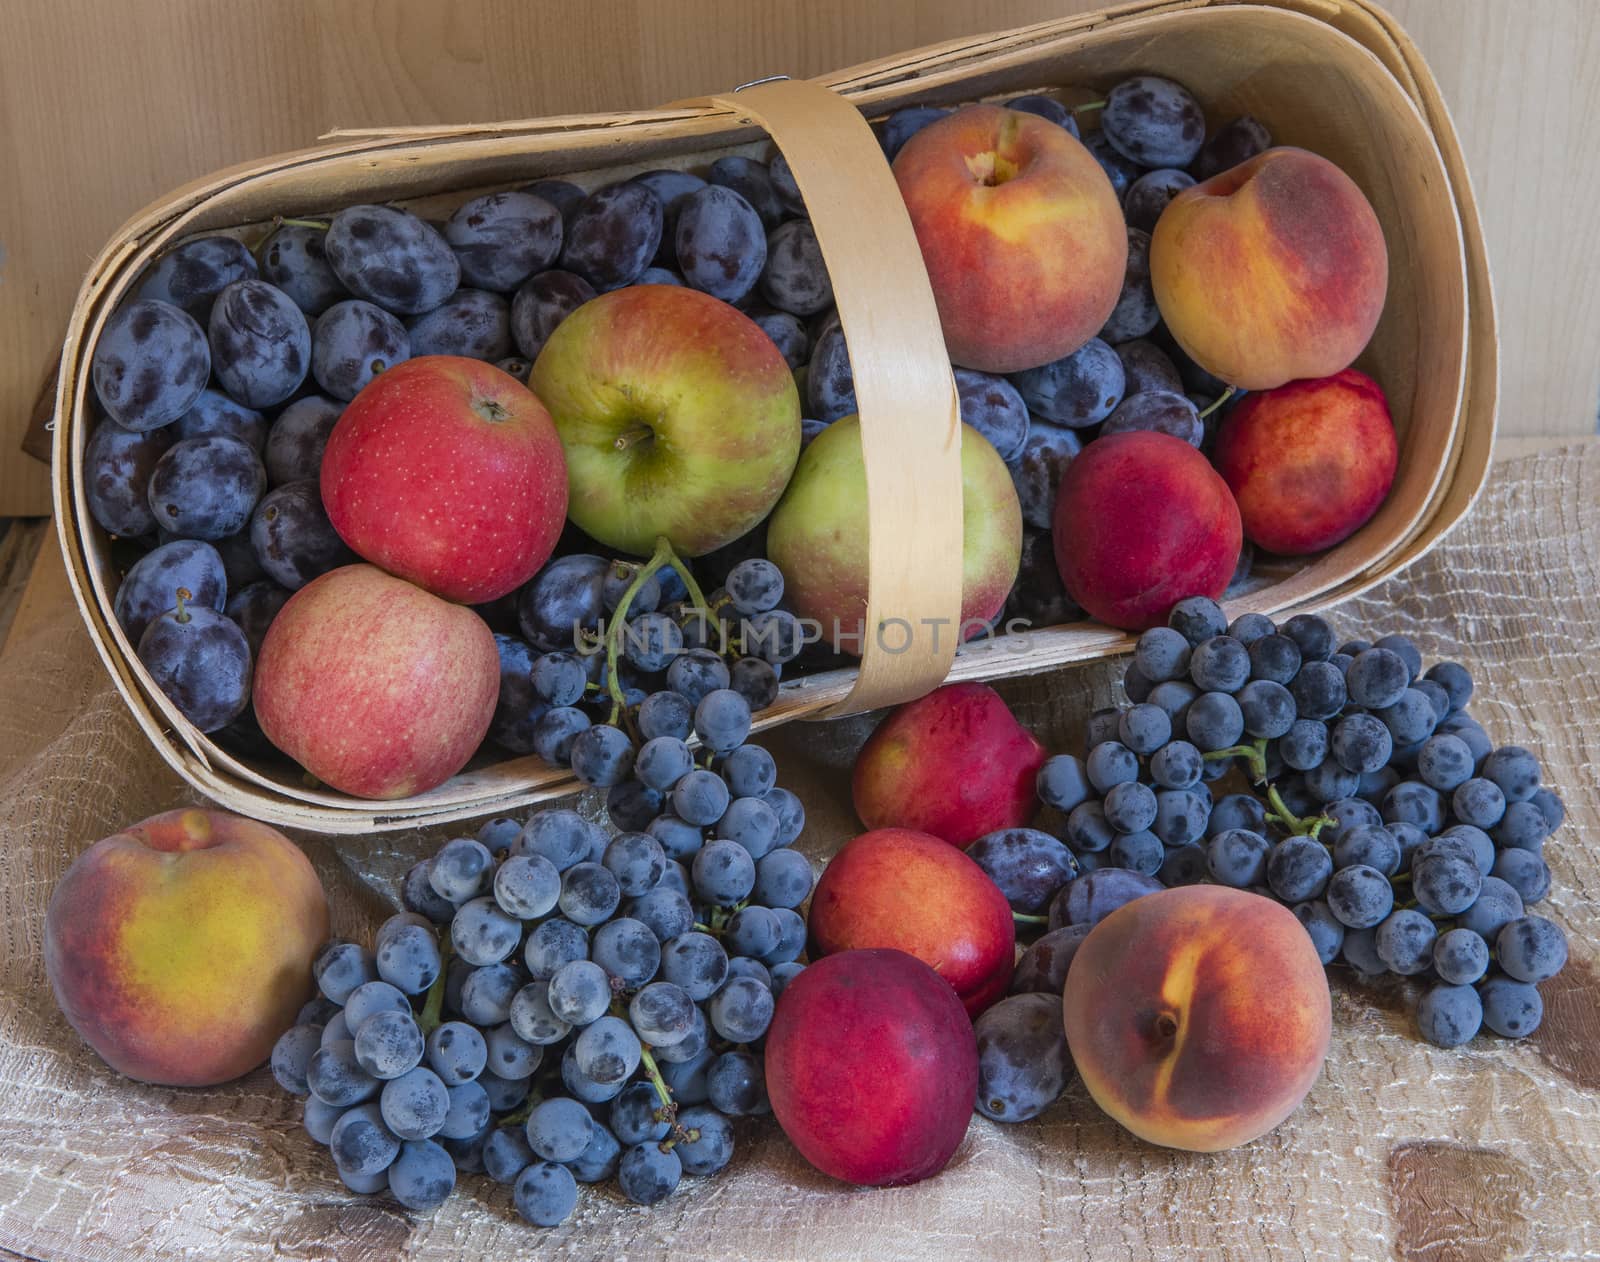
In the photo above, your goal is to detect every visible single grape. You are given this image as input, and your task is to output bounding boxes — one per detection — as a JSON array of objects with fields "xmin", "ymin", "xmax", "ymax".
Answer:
[
  {"xmin": 270, "ymin": 1024, "xmax": 322, "ymax": 1096},
  {"xmin": 516, "ymin": 809, "xmax": 601, "ymax": 872},
  {"xmin": 1496, "ymin": 916, "xmax": 1568, "ymax": 983},
  {"xmin": 660, "ymin": 931, "xmax": 729, "ymax": 1002},
  {"xmin": 1492, "ymin": 848, "xmax": 1551, "ymax": 904},
  {"xmin": 763, "ymin": 785, "xmax": 806, "ymax": 845},
  {"xmin": 573, "ymin": 1015, "xmax": 643, "ymax": 1086},
  {"xmin": 352, "ymin": 1010, "xmax": 424, "ymax": 1080},
  {"xmin": 307, "ymin": 1040, "xmax": 380, "ymax": 1107},
  {"xmin": 330, "ymin": 1101, "xmax": 401, "ymax": 1177},
  {"xmin": 482, "ymin": 1126, "xmax": 536, "ymax": 1185},
  {"xmin": 1433, "ymin": 928, "xmax": 1491, "ymax": 986},
  {"xmin": 525, "ymin": 1097, "xmax": 594, "ymax": 1164},
  {"xmin": 618, "ymin": 1141, "xmax": 682, "ymax": 1206},
  {"xmin": 1375, "ymin": 908, "xmax": 1437, "ymax": 975},
  {"xmin": 1151, "ymin": 787, "xmax": 1211, "ymax": 847},
  {"xmin": 424, "ymin": 1021, "xmax": 487, "ymax": 1087},
  {"xmin": 707, "ymin": 975, "xmax": 774, "ymax": 1042},
  {"xmin": 1325, "ymin": 864, "xmax": 1394, "ymax": 929},
  {"xmin": 557, "ymin": 862, "xmax": 622, "ymax": 926},
  {"xmin": 589, "ymin": 917, "xmax": 661, "ymax": 988},
  {"xmin": 1293, "ymin": 900, "xmax": 1346, "ymax": 964},
  {"xmin": 630, "ymin": 981, "xmax": 697, "ymax": 1046},
  {"xmin": 569, "ymin": 1122, "xmax": 623, "ymax": 1184},
  {"xmin": 457, "ymin": 963, "xmax": 522, "ymax": 1027},
  {"xmin": 610, "ymin": 1081, "xmax": 671, "ymax": 1145},
  {"xmin": 1478, "ymin": 975, "xmax": 1543, "ymax": 1038},
  {"xmin": 626, "ymin": 887, "xmax": 696, "ymax": 942},
  {"xmin": 379, "ymin": 1065, "xmax": 450, "ymax": 1141},
  {"xmin": 568, "ymin": 723, "xmax": 637, "ymax": 787},
  {"xmin": 1417, "ymin": 983, "xmax": 1483, "ymax": 1048}
]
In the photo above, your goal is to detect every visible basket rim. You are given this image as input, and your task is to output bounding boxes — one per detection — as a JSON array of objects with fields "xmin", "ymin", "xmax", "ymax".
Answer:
[{"xmin": 51, "ymin": 0, "xmax": 1498, "ymax": 833}]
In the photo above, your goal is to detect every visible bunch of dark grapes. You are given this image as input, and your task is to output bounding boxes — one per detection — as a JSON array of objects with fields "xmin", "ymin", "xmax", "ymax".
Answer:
[
  {"xmin": 973, "ymin": 596, "xmax": 1569, "ymax": 1050},
  {"xmin": 269, "ymin": 735, "xmax": 812, "ymax": 1224},
  {"xmin": 507, "ymin": 551, "xmax": 804, "ymax": 796}
]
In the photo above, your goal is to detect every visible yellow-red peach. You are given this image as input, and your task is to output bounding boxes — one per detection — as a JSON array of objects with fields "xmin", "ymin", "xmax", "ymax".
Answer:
[
  {"xmin": 1150, "ymin": 147, "xmax": 1388, "ymax": 391},
  {"xmin": 1062, "ymin": 885, "xmax": 1330, "ymax": 1151},
  {"xmin": 1212, "ymin": 368, "xmax": 1397, "ymax": 556},
  {"xmin": 44, "ymin": 808, "xmax": 329, "ymax": 1086},
  {"xmin": 808, "ymin": 827, "xmax": 1015, "ymax": 1016},
  {"xmin": 893, "ymin": 104, "xmax": 1127, "ymax": 373}
]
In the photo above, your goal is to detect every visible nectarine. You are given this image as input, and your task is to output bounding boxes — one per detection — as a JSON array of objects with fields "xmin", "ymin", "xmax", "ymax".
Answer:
[
  {"xmin": 765, "ymin": 949, "xmax": 977, "ymax": 1185},
  {"xmin": 1212, "ymin": 368, "xmax": 1397, "ymax": 555},
  {"xmin": 1053, "ymin": 431, "xmax": 1242, "ymax": 631},
  {"xmin": 808, "ymin": 826, "xmax": 1015, "ymax": 1016}
]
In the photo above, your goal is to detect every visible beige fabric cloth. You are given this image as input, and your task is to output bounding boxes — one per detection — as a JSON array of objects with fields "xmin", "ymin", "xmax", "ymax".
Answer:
[{"xmin": 1, "ymin": 446, "xmax": 1596, "ymax": 1262}]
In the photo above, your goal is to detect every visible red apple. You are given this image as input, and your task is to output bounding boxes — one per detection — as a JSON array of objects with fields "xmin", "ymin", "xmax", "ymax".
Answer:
[
  {"xmin": 321, "ymin": 355, "xmax": 568, "ymax": 604},
  {"xmin": 808, "ymin": 827, "xmax": 1016, "ymax": 1016},
  {"xmin": 853, "ymin": 682, "xmax": 1046, "ymax": 846},
  {"xmin": 254, "ymin": 564, "xmax": 499, "ymax": 799},
  {"xmin": 529, "ymin": 285, "xmax": 800, "ymax": 557},
  {"xmin": 45, "ymin": 808, "xmax": 328, "ymax": 1086},
  {"xmin": 766, "ymin": 949, "xmax": 977, "ymax": 1186}
]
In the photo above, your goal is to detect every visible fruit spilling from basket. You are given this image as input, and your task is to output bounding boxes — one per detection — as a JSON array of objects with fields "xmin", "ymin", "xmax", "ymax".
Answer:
[{"xmin": 83, "ymin": 71, "xmax": 1399, "ymax": 803}]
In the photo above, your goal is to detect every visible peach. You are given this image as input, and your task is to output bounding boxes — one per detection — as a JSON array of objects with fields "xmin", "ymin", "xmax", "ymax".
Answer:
[
  {"xmin": 1212, "ymin": 368, "xmax": 1398, "ymax": 555},
  {"xmin": 893, "ymin": 103, "xmax": 1127, "ymax": 373},
  {"xmin": 1053, "ymin": 431, "xmax": 1242, "ymax": 631},
  {"xmin": 44, "ymin": 808, "xmax": 328, "ymax": 1086},
  {"xmin": 1150, "ymin": 147, "xmax": 1388, "ymax": 391},
  {"xmin": 767, "ymin": 417, "xmax": 1021, "ymax": 656},
  {"xmin": 765, "ymin": 948, "xmax": 977, "ymax": 1186},
  {"xmin": 808, "ymin": 827, "xmax": 1015, "ymax": 1016},
  {"xmin": 1062, "ymin": 886, "xmax": 1330, "ymax": 1152},
  {"xmin": 852, "ymin": 682, "xmax": 1046, "ymax": 846},
  {"xmin": 254, "ymin": 564, "xmax": 499, "ymax": 799}
]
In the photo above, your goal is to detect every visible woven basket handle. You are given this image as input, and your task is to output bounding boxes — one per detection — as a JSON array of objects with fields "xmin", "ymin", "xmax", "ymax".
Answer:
[{"xmin": 689, "ymin": 78, "xmax": 965, "ymax": 718}]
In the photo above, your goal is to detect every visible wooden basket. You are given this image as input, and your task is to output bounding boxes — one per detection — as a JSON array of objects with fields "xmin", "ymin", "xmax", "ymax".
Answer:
[{"xmin": 52, "ymin": 0, "xmax": 1497, "ymax": 835}]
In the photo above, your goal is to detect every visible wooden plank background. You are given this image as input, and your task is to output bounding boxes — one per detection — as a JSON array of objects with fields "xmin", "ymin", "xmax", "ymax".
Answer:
[{"xmin": 2, "ymin": 0, "xmax": 1595, "ymax": 517}]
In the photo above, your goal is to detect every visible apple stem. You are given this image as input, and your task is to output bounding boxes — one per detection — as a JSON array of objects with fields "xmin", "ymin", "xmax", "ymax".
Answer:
[
  {"xmin": 173, "ymin": 587, "xmax": 192, "ymax": 624},
  {"xmin": 1198, "ymin": 387, "xmax": 1238, "ymax": 420},
  {"xmin": 613, "ymin": 424, "xmax": 655, "ymax": 452},
  {"xmin": 417, "ymin": 937, "xmax": 453, "ymax": 1035}
]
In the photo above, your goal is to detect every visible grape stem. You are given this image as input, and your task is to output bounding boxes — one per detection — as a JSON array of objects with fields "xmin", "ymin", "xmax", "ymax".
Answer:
[
  {"xmin": 1198, "ymin": 387, "xmax": 1237, "ymax": 419},
  {"xmin": 591, "ymin": 536, "xmax": 717, "ymax": 726},
  {"xmin": 416, "ymin": 937, "xmax": 453, "ymax": 1036},
  {"xmin": 1202, "ymin": 738, "xmax": 1333, "ymax": 837},
  {"xmin": 636, "ymin": 1042, "xmax": 698, "ymax": 1148}
]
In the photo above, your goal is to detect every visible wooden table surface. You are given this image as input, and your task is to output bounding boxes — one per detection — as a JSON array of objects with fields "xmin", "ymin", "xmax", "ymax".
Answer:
[{"xmin": 2, "ymin": 0, "xmax": 1598, "ymax": 517}]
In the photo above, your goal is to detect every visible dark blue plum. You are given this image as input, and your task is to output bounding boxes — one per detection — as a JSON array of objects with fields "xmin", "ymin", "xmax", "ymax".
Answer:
[
  {"xmin": 510, "ymin": 269, "xmax": 596, "ymax": 361},
  {"xmin": 444, "ymin": 190, "xmax": 563, "ymax": 291},
  {"xmin": 760, "ymin": 219, "xmax": 832, "ymax": 315},
  {"xmin": 754, "ymin": 311, "xmax": 809, "ymax": 370},
  {"xmin": 310, "ymin": 299, "xmax": 410, "ymax": 401},
  {"xmin": 1005, "ymin": 420, "xmax": 1081, "ymax": 530},
  {"xmin": 1008, "ymin": 337, "xmax": 1123, "ymax": 426},
  {"xmin": 559, "ymin": 182, "xmax": 663, "ymax": 290},
  {"xmin": 1122, "ymin": 168, "xmax": 1196, "ymax": 233},
  {"xmin": 249, "ymin": 479, "xmax": 352, "ymax": 589},
  {"xmin": 259, "ymin": 223, "xmax": 346, "ymax": 316},
  {"xmin": 1101, "ymin": 389, "xmax": 1201, "ymax": 446},
  {"xmin": 877, "ymin": 106, "xmax": 950, "ymax": 161},
  {"xmin": 675, "ymin": 185, "xmax": 767, "ymax": 303},
  {"xmin": 1098, "ymin": 227, "xmax": 1159, "ymax": 343},
  {"xmin": 208, "ymin": 279, "xmax": 310, "ymax": 408},
  {"xmin": 175, "ymin": 388, "xmax": 268, "ymax": 453},
  {"xmin": 707, "ymin": 156, "xmax": 784, "ymax": 230},
  {"xmin": 1005, "ymin": 95, "xmax": 1079, "ymax": 136},
  {"xmin": 136, "ymin": 234, "xmax": 258, "ymax": 320},
  {"xmin": 1192, "ymin": 115, "xmax": 1272, "ymax": 180},
  {"xmin": 324, "ymin": 204, "xmax": 461, "ymax": 315},
  {"xmin": 147, "ymin": 435, "xmax": 265, "ymax": 540},
  {"xmin": 954, "ymin": 369, "xmax": 1030, "ymax": 462},
  {"xmin": 405, "ymin": 289, "xmax": 513, "ymax": 361},
  {"xmin": 85, "ymin": 422, "xmax": 174, "ymax": 536},
  {"xmin": 93, "ymin": 299, "xmax": 211, "ymax": 431},
  {"xmin": 264, "ymin": 395, "xmax": 342, "ymax": 485},
  {"xmin": 136, "ymin": 598, "xmax": 252, "ymax": 731},
  {"xmin": 1102, "ymin": 75, "xmax": 1206, "ymax": 168}
]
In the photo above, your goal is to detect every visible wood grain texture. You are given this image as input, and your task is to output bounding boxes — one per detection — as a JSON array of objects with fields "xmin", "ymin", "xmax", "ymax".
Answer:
[{"xmin": 1, "ymin": 0, "xmax": 1593, "ymax": 515}]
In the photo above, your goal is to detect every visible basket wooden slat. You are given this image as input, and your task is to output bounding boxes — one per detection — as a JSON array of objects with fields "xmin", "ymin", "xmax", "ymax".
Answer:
[{"xmin": 52, "ymin": 0, "xmax": 1496, "ymax": 835}]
